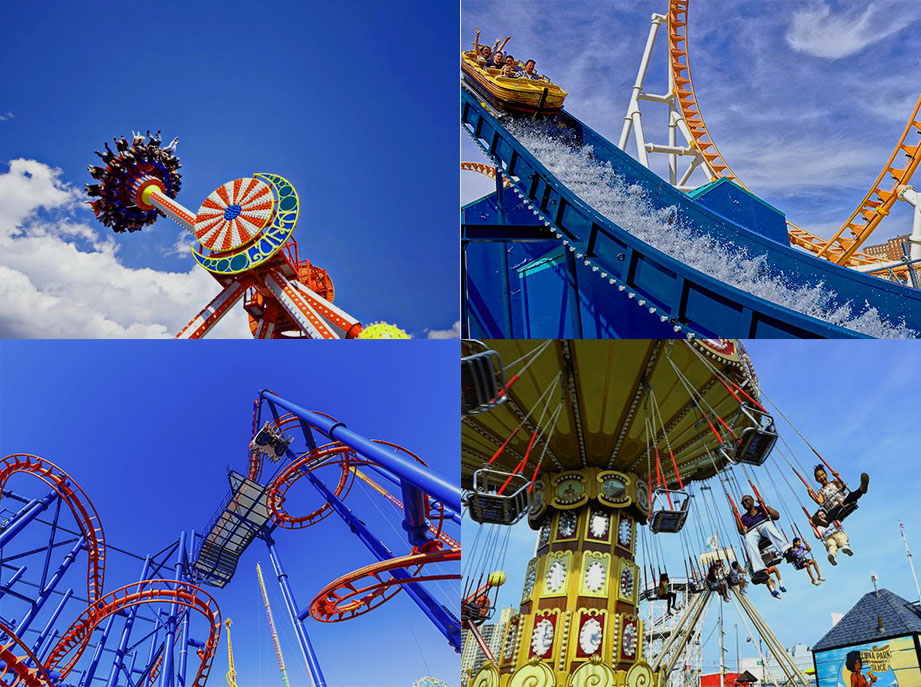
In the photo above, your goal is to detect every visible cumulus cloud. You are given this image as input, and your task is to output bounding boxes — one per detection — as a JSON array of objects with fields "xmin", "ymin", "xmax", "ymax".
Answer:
[
  {"xmin": 426, "ymin": 320, "xmax": 460, "ymax": 339},
  {"xmin": 0, "ymin": 158, "xmax": 248, "ymax": 338},
  {"xmin": 786, "ymin": 2, "xmax": 913, "ymax": 59}
]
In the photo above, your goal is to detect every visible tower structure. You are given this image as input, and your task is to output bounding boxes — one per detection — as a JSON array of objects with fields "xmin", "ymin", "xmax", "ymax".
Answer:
[
  {"xmin": 256, "ymin": 562, "xmax": 292, "ymax": 687},
  {"xmin": 462, "ymin": 340, "xmax": 765, "ymax": 687},
  {"xmin": 86, "ymin": 132, "xmax": 407, "ymax": 339},
  {"xmin": 225, "ymin": 618, "xmax": 238, "ymax": 687}
]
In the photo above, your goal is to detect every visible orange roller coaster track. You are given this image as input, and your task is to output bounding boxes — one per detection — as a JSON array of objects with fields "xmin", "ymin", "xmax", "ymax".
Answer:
[
  {"xmin": 43, "ymin": 580, "xmax": 221, "ymax": 687},
  {"xmin": 0, "ymin": 454, "xmax": 220, "ymax": 687},
  {"xmin": 816, "ymin": 96, "xmax": 921, "ymax": 263},
  {"xmin": 461, "ymin": 161, "xmax": 512, "ymax": 187},
  {"xmin": 266, "ymin": 442, "xmax": 358, "ymax": 529},
  {"xmin": 263, "ymin": 433, "xmax": 459, "ymax": 622},
  {"xmin": 0, "ymin": 454, "xmax": 106, "ymax": 606},
  {"xmin": 667, "ymin": 0, "xmax": 920, "ymax": 267},
  {"xmin": 309, "ymin": 547, "xmax": 461, "ymax": 623},
  {"xmin": 0, "ymin": 620, "xmax": 54, "ymax": 687}
]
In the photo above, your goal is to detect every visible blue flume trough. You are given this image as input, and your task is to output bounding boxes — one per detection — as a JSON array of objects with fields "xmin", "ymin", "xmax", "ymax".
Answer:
[{"xmin": 461, "ymin": 89, "xmax": 921, "ymax": 338}]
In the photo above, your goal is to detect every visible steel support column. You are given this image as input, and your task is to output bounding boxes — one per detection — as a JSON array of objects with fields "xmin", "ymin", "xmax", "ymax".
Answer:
[
  {"xmin": 158, "ymin": 531, "xmax": 186, "ymax": 687},
  {"xmin": 30, "ymin": 587, "xmax": 73, "ymax": 656},
  {"xmin": 82, "ymin": 615, "xmax": 116, "ymax": 686},
  {"xmin": 106, "ymin": 556, "xmax": 152, "ymax": 687},
  {"xmin": 261, "ymin": 391, "xmax": 460, "ymax": 513},
  {"xmin": 302, "ymin": 469, "xmax": 461, "ymax": 652},
  {"xmin": 264, "ymin": 535, "xmax": 327, "ymax": 687},
  {"xmin": 15, "ymin": 537, "xmax": 84, "ymax": 637},
  {"xmin": 0, "ymin": 490, "xmax": 59, "ymax": 549}
]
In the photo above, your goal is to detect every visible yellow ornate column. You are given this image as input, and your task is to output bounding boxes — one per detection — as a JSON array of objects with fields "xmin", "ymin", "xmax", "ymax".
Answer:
[{"xmin": 486, "ymin": 468, "xmax": 656, "ymax": 687}]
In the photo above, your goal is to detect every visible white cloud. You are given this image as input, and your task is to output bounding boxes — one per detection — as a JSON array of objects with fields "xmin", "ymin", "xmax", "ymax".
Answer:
[
  {"xmin": 0, "ymin": 158, "xmax": 248, "ymax": 338},
  {"xmin": 786, "ymin": 2, "xmax": 913, "ymax": 59},
  {"xmin": 0, "ymin": 112, "xmax": 13, "ymax": 122},
  {"xmin": 719, "ymin": 136, "xmax": 880, "ymax": 193},
  {"xmin": 426, "ymin": 320, "xmax": 460, "ymax": 339}
]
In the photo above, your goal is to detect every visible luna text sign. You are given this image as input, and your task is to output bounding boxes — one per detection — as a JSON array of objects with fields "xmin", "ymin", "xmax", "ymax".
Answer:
[{"xmin": 815, "ymin": 636, "xmax": 920, "ymax": 687}]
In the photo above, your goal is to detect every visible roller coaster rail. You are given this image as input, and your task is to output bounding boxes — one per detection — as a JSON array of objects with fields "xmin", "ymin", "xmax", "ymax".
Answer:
[
  {"xmin": 253, "ymin": 391, "xmax": 462, "ymax": 654},
  {"xmin": 0, "ymin": 389, "xmax": 460, "ymax": 687},
  {"xmin": 0, "ymin": 468, "xmax": 217, "ymax": 687},
  {"xmin": 624, "ymin": 0, "xmax": 921, "ymax": 268}
]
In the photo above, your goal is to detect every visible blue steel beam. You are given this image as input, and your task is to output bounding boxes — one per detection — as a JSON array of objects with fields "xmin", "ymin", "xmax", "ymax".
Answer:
[
  {"xmin": 158, "ymin": 531, "xmax": 186, "ymax": 687},
  {"xmin": 37, "ymin": 628, "xmax": 59, "ymax": 664},
  {"xmin": 263, "ymin": 534, "xmax": 327, "ymax": 687},
  {"xmin": 301, "ymin": 469, "xmax": 461, "ymax": 651},
  {"xmin": 106, "ymin": 556, "xmax": 152, "ymax": 687},
  {"xmin": 30, "ymin": 587, "xmax": 73, "ymax": 656},
  {"xmin": 176, "ymin": 532, "xmax": 195, "ymax": 687},
  {"xmin": 82, "ymin": 615, "xmax": 116, "ymax": 686},
  {"xmin": 261, "ymin": 391, "xmax": 461, "ymax": 513},
  {"xmin": 0, "ymin": 490, "xmax": 59, "ymax": 549},
  {"xmin": 39, "ymin": 496, "xmax": 64, "ymax": 593},
  {"xmin": 400, "ymin": 480, "xmax": 430, "ymax": 548},
  {"xmin": 14, "ymin": 537, "xmax": 83, "ymax": 637},
  {"xmin": 1, "ymin": 537, "xmax": 81, "ymax": 564},
  {"xmin": 0, "ymin": 565, "xmax": 27, "ymax": 601}
]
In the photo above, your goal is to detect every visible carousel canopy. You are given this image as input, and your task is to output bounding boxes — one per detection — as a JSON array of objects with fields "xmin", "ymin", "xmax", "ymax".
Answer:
[{"xmin": 461, "ymin": 340, "xmax": 760, "ymax": 490}]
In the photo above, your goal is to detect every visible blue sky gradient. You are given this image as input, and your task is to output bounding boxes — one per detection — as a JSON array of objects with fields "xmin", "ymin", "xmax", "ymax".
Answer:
[
  {"xmin": 462, "ymin": 0, "xmax": 921, "ymax": 245},
  {"xmin": 464, "ymin": 339, "xmax": 921, "ymax": 670},
  {"xmin": 0, "ymin": 1, "xmax": 459, "ymax": 339},
  {"xmin": 0, "ymin": 340, "xmax": 459, "ymax": 686}
]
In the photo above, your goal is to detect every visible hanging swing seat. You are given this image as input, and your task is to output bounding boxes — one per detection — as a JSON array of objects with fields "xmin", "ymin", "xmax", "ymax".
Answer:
[
  {"xmin": 817, "ymin": 482, "xmax": 859, "ymax": 523},
  {"xmin": 757, "ymin": 536, "xmax": 783, "ymax": 567},
  {"xmin": 731, "ymin": 404, "xmax": 778, "ymax": 465},
  {"xmin": 750, "ymin": 569, "xmax": 770, "ymax": 585},
  {"xmin": 466, "ymin": 468, "xmax": 530, "ymax": 525},
  {"xmin": 461, "ymin": 595, "xmax": 493, "ymax": 626},
  {"xmin": 648, "ymin": 488, "xmax": 690, "ymax": 534},
  {"xmin": 462, "ymin": 343, "xmax": 506, "ymax": 417}
]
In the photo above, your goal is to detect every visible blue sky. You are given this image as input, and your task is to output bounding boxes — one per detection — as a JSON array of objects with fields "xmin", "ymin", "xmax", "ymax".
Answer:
[
  {"xmin": 0, "ymin": 340, "xmax": 459, "ymax": 687},
  {"xmin": 0, "ymin": 1, "xmax": 459, "ymax": 339},
  {"xmin": 462, "ymin": 0, "xmax": 921, "ymax": 245},
  {"xmin": 464, "ymin": 339, "xmax": 921, "ymax": 669}
]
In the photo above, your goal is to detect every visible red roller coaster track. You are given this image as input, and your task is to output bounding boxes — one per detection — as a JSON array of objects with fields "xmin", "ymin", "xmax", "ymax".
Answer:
[
  {"xmin": 44, "ymin": 580, "xmax": 220, "ymax": 687},
  {"xmin": 0, "ymin": 454, "xmax": 106, "ymax": 606},
  {"xmin": 0, "ymin": 455, "xmax": 220, "ymax": 687},
  {"xmin": 262, "ymin": 425, "xmax": 460, "ymax": 622}
]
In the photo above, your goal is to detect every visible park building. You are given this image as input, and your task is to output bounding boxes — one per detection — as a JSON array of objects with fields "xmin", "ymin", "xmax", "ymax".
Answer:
[
  {"xmin": 812, "ymin": 588, "xmax": 921, "ymax": 687},
  {"xmin": 461, "ymin": 607, "xmax": 515, "ymax": 686}
]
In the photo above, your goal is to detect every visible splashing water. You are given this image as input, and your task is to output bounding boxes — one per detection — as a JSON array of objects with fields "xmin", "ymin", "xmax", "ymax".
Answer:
[{"xmin": 505, "ymin": 121, "xmax": 916, "ymax": 339}]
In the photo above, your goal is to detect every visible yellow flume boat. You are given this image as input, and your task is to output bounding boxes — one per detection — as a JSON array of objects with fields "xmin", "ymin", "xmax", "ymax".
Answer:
[{"xmin": 461, "ymin": 51, "xmax": 567, "ymax": 115}]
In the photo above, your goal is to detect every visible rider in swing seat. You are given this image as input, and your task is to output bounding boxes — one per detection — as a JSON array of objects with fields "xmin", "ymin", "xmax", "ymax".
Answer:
[
  {"xmin": 790, "ymin": 536, "xmax": 825, "ymax": 586},
  {"xmin": 809, "ymin": 465, "xmax": 869, "ymax": 525},
  {"xmin": 658, "ymin": 572, "xmax": 678, "ymax": 614},
  {"xmin": 733, "ymin": 494, "xmax": 794, "ymax": 586}
]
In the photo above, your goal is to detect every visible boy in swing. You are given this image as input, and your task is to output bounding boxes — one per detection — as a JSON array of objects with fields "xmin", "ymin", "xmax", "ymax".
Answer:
[{"xmin": 790, "ymin": 536, "xmax": 825, "ymax": 585}]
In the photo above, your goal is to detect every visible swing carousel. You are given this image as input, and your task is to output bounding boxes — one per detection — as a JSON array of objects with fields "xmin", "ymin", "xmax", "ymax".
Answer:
[{"xmin": 461, "ymin": 340, "xmax": 869, "ymax": 687}]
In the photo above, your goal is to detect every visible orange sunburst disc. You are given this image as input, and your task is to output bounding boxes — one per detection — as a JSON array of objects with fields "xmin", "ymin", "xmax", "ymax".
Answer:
[{"xmin": 194, "ymin": 177, "xmax": 275, "ymax": 252}]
